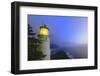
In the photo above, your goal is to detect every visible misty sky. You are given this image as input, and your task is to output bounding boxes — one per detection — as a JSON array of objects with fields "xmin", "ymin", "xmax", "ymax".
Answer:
[{"xmin": 28, "ymin": 15, "xmax": 88, "ymax": 47}]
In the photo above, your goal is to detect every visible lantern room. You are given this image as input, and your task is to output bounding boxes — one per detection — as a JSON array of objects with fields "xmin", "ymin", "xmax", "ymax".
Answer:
[{"xmin": 39, "ymin": 24, "xmax": 49, "ymax": 36}]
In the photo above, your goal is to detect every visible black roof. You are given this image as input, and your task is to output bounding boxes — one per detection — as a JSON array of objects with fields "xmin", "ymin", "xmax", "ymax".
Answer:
[{"xmin": 40, "ymin": 24, "xmax": 49, "ymax": 30}]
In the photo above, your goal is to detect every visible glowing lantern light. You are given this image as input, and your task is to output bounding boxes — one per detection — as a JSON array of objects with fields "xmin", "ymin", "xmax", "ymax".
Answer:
[{"xmin": 39, "ymin": 24, "xmax": 49, "ymax": 36}]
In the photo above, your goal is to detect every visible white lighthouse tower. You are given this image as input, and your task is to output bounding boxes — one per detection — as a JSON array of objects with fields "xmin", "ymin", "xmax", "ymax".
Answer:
[{"xmin": 38, "ymin": 24, "xmax": 51, "ymax": 60}]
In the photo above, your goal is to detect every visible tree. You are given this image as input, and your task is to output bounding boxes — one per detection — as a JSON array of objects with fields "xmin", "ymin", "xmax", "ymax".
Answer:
[{"xmin": 28, "ymin": 24, "xmax": 45, "ymax": 60}]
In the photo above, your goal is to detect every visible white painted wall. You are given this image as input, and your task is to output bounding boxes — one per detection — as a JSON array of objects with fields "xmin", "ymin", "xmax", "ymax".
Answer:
[
  {"xmin": 0, "ymin": 0, "xmax": 100, "ymax": 76},
  {"xmin": 39, "ymin": 36, "xmax": 50, "ymax": 60}
]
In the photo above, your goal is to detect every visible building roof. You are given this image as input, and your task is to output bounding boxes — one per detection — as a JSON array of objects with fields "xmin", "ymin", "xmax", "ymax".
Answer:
[{"xmin": 40, "ymin": 24, "xmax": 49, "ymax": 30}]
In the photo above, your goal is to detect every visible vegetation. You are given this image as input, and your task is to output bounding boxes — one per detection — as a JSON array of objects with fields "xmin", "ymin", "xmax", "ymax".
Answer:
[{"xmin": 28, "ymin": 24, "xmax": 45, "ymax": 60}]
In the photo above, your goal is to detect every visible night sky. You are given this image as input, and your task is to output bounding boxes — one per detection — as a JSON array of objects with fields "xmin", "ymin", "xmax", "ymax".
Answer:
[{"xmin": 28, "ymin": 15, "xmax": 88, "ymax": 47}]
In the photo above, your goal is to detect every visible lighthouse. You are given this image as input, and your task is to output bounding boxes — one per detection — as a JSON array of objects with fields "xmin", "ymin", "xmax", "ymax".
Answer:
[{"xmin": 38, "ymin": 24, "xmax": 51, "ymax": 60}]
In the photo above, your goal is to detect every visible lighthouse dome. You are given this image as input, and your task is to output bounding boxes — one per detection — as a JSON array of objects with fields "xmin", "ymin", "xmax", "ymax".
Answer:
[{"xmin": 39, "ymin": 24, "xmax": 49, "ymax": 36}]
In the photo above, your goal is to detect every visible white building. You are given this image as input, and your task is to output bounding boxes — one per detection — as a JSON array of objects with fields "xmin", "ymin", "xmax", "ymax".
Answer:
[{"xmin": 38, "ymin": 24, "xmax": 51, "ymax": 60}]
